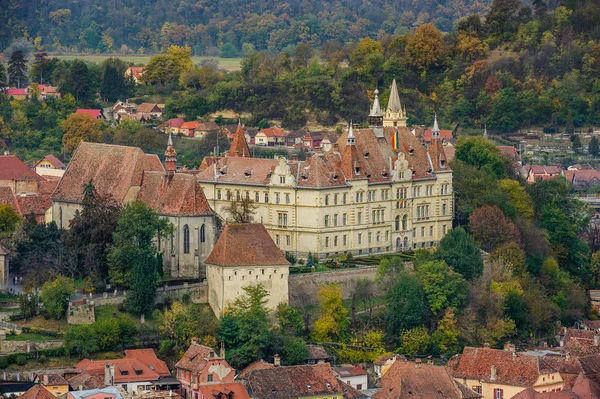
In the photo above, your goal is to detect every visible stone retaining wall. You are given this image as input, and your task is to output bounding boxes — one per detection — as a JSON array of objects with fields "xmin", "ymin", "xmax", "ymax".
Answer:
[
  {"xmin": 0, "ymin": 339, "xmax": 63, "ymax": 354},
  {"xmin": 288, "ymin": 267, "xmax": 378, "ymax": 306},
  {"xmin": 91, "ymin": 282, "xmax": 209, "ymax": 306}
]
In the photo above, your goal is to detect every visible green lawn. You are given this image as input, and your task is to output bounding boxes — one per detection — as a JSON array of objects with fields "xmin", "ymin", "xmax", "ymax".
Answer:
[
  {"xmin": 5, "ymin": 332, "xmax": 57, "ymax": 342},
  {"xmin": 51, "ymin": 54, "xmax": 243, "ymax": 70}
]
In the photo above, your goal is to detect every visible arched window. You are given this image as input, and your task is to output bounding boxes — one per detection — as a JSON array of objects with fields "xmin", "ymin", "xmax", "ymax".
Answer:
[
  {"xmin": 402, "ymin": 215, "xmax": 407, "ymax": 230},
  {"xmin": 395, "ymin": 215, "xmax": 400, "ymax": 232},
  {"xmin": 59, "ymin": 207, "xmax": 63, "ymax": 228},
  {"xmin": 183, "ymin": 225, "xmax": 190, "ymax": 254},
  {"xmin": 200, "ymin": 224, "xmax": 206, "ymax": 243}
]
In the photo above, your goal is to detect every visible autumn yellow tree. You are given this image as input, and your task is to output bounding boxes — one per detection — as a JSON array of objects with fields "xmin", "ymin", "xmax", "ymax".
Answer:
[
  {"xmin": 312, "ymin": 284, "xmax": 348, "ymax": 342},
  {"xmin": 405, "ymin": 23, "xmax": 444, "ymax": 78},
  {"xmin": 61, "ymin": 113, "xmax": 103, "ymax": 153}
]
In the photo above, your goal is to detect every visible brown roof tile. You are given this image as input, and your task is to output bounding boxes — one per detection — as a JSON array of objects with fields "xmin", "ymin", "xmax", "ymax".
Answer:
[
  {"xmin": 136, "ymin": 172, "xmax": 213, "ymax": 216},
  {"xmin": 247, "ymin": 364, "xmax": 343, "ymax": 399},
  {"xmin": 205, "ymin": 224, "xmax": 289, "ymax": 267},
  {"xmin": 20, "ymin": 385, "xmax": 57, "ymax": 399},
  {"xmin": 67, "ymin": 372, "xmax": 106, "ymax": 390},
  {"xmin": 237, "ymin": 360, "xmax": 275, "ymax": 380},
  {"xmin": 36, "ymin": 374, "xmax": 68, "ymax": 386},
  {"xmin": 196, "ymin": 157, "xmax": 279, "ymax": 186},
  {"xmin": 0, "ymin": 186, "xmax": 19, "ymax": 211},
  {"xmin": 307, "ymin": 345, "xmax": 329, "ymax": 361},
  {"xmin": 228, "ymin": 123, "xmax": 251, "ymax": 158},
  {"xmin": 16, "ymin": 195, "xmax": 51, "ymax": 216},
  {"xmin": 373, "ymin": 361, "xmax": 476, "ymax": 399},
  {"xmin": 137, "ymin": 103, "xmax": 161, "ymax": 113},
  {"xmin": 198, "ymin": 382, "xmax": 249, "ymax": 399},
  {"xmin": 0, "ymin": 155, "xmax": 43, "ymax": 181},
  {"xmin": 174, "ymin": 342, "xmax": 234, "ymax": 380},
  {"xmin": 52, "ymin": 142, "xmax": 164, "ymax": 204}
]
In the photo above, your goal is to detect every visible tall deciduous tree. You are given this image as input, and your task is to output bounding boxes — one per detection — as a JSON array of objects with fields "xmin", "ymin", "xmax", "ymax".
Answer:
[
  {"xmin": 224, "ymin": 198, "xmax": 258, "ymax": 223},
  {"xmin": 590, "ymin": 136, "xmax": 600, "ymax": 157},
  {"xmin": 469, "ymin": 205, "xmax": 520, "ymax": 252},
  {"xmin": 0, "ymin": 204, "xmax": 21, "ymax": 237},
  {"xmin": 405, "ymin": 23, "xmax": 444, "ymax": 77},
  {"xmin": 40, "ymin": 276, "xmax": 74, "ymax": 330},
  {"xmin": 31, "ymin": 52, "xmax": 51, "ymax": 84},
  {"xmin": 61, "ymin": 113, "xmax": 103, "ymax": 154},
  {"xmin": 312, "ymin": 284, "xmax": 348, "ymax": 342},
  {"xmin": 415, "ymin": 261, "xmax": 469, "ymax": 317}
]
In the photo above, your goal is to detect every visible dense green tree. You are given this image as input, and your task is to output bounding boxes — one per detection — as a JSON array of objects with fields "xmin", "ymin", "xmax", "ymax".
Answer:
[
  {"xmin": 385, "ymin": 271, "xmax": 426, "ymax": 337},
  {"xmin": 455, "ymin": 136, "xmax": 510, "ymax": 179},
  {"xmin": 0, "ymin": 63, "xmax": 6, "ymax": 88},
  {"xmin": 30, "ymin": 52, "xmax": 51, "ymax": 84},
  {"xmin": 64, "ymin": 325, "xmax": 99, "ymax": 358},
  {"xmin": 8, "ymin": 50, "xmax": 28, "ymax": 88},
  {"xmin": 40, "ymin": 276, "xmax": 75, "ymax": 330},
  {"xmin": 0, "ymin": 204, "xmax": 21, "ymax": 237},
  {"xmin": 590, "ymin": 136, "xmax": 600, "ymax": 156},
  {"xmin": 435, "ymin": 227, "xmax": 483, "ymax": 279},
  {"xmin": 415, "ymin": 261, "xmax": 469, "ymax": 317}
]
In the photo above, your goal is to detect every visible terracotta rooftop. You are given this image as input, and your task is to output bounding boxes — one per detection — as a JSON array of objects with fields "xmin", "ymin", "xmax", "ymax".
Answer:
[
  {"xmin": 564, "ymin": 169, "xmax": 600, "ymax": 184},
  {"xmin": 124, "ymin": 349, "xmax": 171, "ymax": 377},
  {"xmin": 75, "ymin": 349, "xmax": 169, "ymax": 383},
  {"xmin": 374, "ymin": 361, "xmax": 481, "ymax": 399},
  {"xmin": 420, "ymin": 129, "xmax": 454, "ymax": 142},
  {"xmin": 36, "ymin": 373, "xmax": 69, "ymax": 386},
  {"xmin": 258, "ymin": 128, "xmax": 285, "ymax": 137},
  {"xmin": 205, "ymin": 224, "xmax": 290, "ymax": 267},
  {"xmin": 0, "ymin": 155, "xmax": 43, "ymax": 181},
  {"xmin": 7, "ymin": 88, "xmax": 27, "ymax": 96},
  {"xmin": 237, "ymin": 360, "xmax": 275, "ymax": 380},
  {"xmin": 174, "ymin": 342, "xmax": 233, "ymax": 380},
  {"xmin": 38, "ymin": 178, "xmax": 59, "ymax": 195},
  {"xmin": 197, "ymin": 157, "xmax": 280, "ymax": 186},
  {"xmin": 136, "ymin": 172, "xmax": 213, "ymax": 216},
  {"xmin": 164, "ymin": 118, "xmax": 185, "ymax": 128},
  {"xmin": 246, "ymin": 364, "xmax": 343, "ymax": 399},
  {"xmin": 52, "ymin": 142, "xmax": 164, "ymax": 204},
  {"xmin": 512, "ymin": 372, "xmax": 600, "ymax": 398},
  {"xmin": 67, "ymin": 372, "xmax": 106, "ymax": 390},
  {"xmin": 128, "ymin": 67, "xmax": 144, "ymax": 79},
  {"xmin": 448, "ymin": 347, "xmax": 556, "ymax": 387},
  {"xmin": 497, "ymin": 146, "xmax": 521, "ymax": 161},
  {"xmin": 333, "ymin": 366, "xmax": 367, "ymax": 378},
  {"xmin": 19, "ymin": 385, "xmax": 56, "ymax": 399},
  {"xmin": 16, "ymin": 194, "xmax": 52, "ymax": 216},
  {"xmin": 229, "ymin": 123, "xmax": 251, "ymax": 158},
  {"xmin": 137, "ymin": 103, "xmax": 161, "ymax": 113},
  {"xmin": 307, "ymin": 345, "xmax": 329, "ymax": 361},
  {"xmin": 0, "ymin": 186, "xmax": 19, "ymax": 211},
  {"xmin": 530, "ymin": 165, "xmax": 562, "ymax": 175},
  {"xmin": 197, "ymin": 382, "xmax": 249, "ymax": 399},
  {"xmin": 76, "ymin": 109, "xmax": 103, "ymax": 119}
]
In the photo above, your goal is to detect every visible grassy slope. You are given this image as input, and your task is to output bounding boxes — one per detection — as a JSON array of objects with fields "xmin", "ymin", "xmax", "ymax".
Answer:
[{"xmin": 51, "ymin": 54, "xmax": 243, "ymax": 70}]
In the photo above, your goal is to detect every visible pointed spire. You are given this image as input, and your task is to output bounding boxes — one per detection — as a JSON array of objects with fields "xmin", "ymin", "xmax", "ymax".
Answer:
[
  {"xmin": 432, "ymin": 113, "xmax": 440, "ymax": 139},
  {"xmin": 229, "ymin": 120, "xmax": 251, "ymax": 157},
  {"xmin": 387, "ymin": 79, "xmax": 402, "ymax": 113},
  {"xmin": 369, "ymin": 88, "xmax": 383, "ymax": 117},
  {"xmin": 165, "ymin": 133, "xmax": 177, "ymax": 173}
]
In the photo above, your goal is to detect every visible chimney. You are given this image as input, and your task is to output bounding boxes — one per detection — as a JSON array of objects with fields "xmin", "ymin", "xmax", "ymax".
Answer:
[
  {"xmin": 594, "ymin": 335, "xmax": 600, "ymax": 346},
  {"xmin": 490, "ymin": 365, "xmax": 497, "ymax": 381},
  {"xmin": 78, "ymin": 385, "xmax": 83, "ymax": 391},
  {"xmin": 512, "ymin": 352, "xmax": 517, "ymax": 360},
  {"xmin": 415, "ymin": 358, "xmax": 422, "ymax": 368},
  {"xmin": 43, "ymin": 375, "xmax": 48, "ymax": 385},
  {"xmin": 104, "ymin": 363, "xmax": 113, "ymax": 386},
  {"xmin": 566, "ymin": 353, "xmax": 571, "ymax": 361},
  {"xmin": 220, "ymin": 342, "xmax": 225, "ymax": 359},
  {"xmin": 484, "ymin": 343, "xmax": 490, "ymax": 348},
  {"xmin": 504, "ymin": 342, "xmax": 515, "ymax": 352},
  {"xmin": 191, "ymin": 337, "xmax": 198, "ymax": 346},
  {"xmin": 274, "ymin": 354, "xmax": 281, "ymax": 367}
]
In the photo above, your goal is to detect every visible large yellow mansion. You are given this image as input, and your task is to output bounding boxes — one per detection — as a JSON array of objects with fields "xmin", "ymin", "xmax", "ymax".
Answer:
[{"xmin": 197, "ymin": 81, "xmax": 453, "ymax": 260}]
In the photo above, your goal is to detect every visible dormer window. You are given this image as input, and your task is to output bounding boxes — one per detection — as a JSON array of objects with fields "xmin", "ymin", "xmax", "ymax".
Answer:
[
  {"xmin": 382, "ymin": 171, "xmax": 388, "ymax": 178},
  {"xmin": 307, "ymin": 385, "xmax": 312, "ymax": 390},
  {"xmin": 440, "ymin": 160, "xmax": 446, "ymax": 167},
  {"xmin": 409, "ymin": 149, "xmax": 414, "ymax": 155},
  {"xmin": 364, "ymin": 152, "xmax": 369, "ymax": 159},
  {"xmin": 332, "ymin": 174, "xmax": 339, "ymax": 181},
  {"xmin": 244, "ymin": 170, "xmax": 252, "ymax": 177}
]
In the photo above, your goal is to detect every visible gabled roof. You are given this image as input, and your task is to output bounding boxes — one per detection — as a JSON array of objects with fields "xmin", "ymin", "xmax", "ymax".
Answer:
[
  {"xmin": 35, "ymin": 374, "xmax": 69, "ymax": 386},
  {"xmin": 174, "ymin": 342, "xmax": 234, "ymax": 380},
  {"xmin": 75, "ymin": 356, "xmax": 164, "ymax": 383},
  {"xmin": 198, "ymin": 382, "xmax": 250, "ymax": 399},
  {"xmin": 530, "ymin": 165, "xmax": 562, "ymax": 175},
  {"xmin": 196, "ymin": 157, "xmax": 280, "ymax": 186},
  {"xmin": 7, "ymin": 88, "xmax": 27, "ymax": 96},
  {"xmin": 258, "ymin": 128, "xmax": 285, "ymax": 137},
  {"xmin": 374, "ymin": 361, "xmax": 480, "ymax": 399},
  {"xmin": 52, "ymin": 142, "xmax": 164, "ymax": 204},
  {"xmin": 19, "ymin": 385, "xmax": 56, "ymax": 399},
  {"xmin": 0, "ymin": 155, "xmax": 44, "ymax": 181},
  {"xmin": 68, "ymin": 386, "xmax": 123, "ymax": 399},
  {"xmin": 564, "ymin": 169, "xmax": 600, "ymax": 184},
  {"xmin": 448, "ymin": 347, "xmax": 556, "ymax": 387},
  {"xmin": 307, "ymin": 345, "xmax": 329, "ymax": 361},
  {"xmin": 76, "ymin": 109, "xmax": 103, "ymax": 119},
  {"xmin": 124, "ymin": 349, "xmax": 171, "ymax": 377},
  {"xmin": 127, "ymin": 67, "xmax": 144, "ymax": 79},
  {"xmin": 181, "ymin": 121, "xmax": 201, "ymax": 130},
  {"xmin": 333, "ymin": 366, "xmax": 367, "ymax": 378},
  {"xmin": 16, "ymin": 194, "xmax": 52, "ymax": 216},
  {"xmin": 67, "ymin": 372, "xmax": 105, "ymax": 391},
  {"xmin": 0, "ymin": 186, "xmax": 19, "ymax": 211},
  {"xmin": 35, "ymin": 154, "xmax": 65, "ymax": 169},
  {"xmin": 497, "ymin": 145, "xmax": 521, "ymax": 161},
  {"xmin": 164, "ymin": 118, "xmax": 186, "ymax": 128},
  {"xmin": 136, "ymin": 171, "xmax": 214, "ymax": 216},
  {"xmin": 228, "ymin": 123, "xmax": 252, "ymax": 158},
  {"xmin": 137, "ymin": 103, "xmax": 162, "ymax": 113},
  {"xmin": 421, "ymin": 129, "xmax": 453, "ymax": 142},
  {"xmin": 238, "ymin": 360, "xmax": 275, "ymax": 380},
  {"xmin": 246, "ymin": 364, "xmax": 343, "ymax": 399},
  {"xmin": 205, "ymin": 224, "xmax": 290, "ymax": 267}
]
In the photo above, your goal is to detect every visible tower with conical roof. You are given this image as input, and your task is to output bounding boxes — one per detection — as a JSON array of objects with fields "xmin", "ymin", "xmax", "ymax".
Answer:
[
  {"xmin": 228, "ymin": 120, "xmax": 251, "ymax": 157},
  {"xmin": 165, "ymin": 133, "xmax": 177, "ymax": 174},
  {"xmin": 369, "ymin": 88, "xmax": 385, "ymax": 138},
  {"xmin": 432, "ymin": 113, "xmax": 440, "ymax": 139},
  {"xmin": 384, "ymin": 79, "xmax": 407, "ymax": 128}
]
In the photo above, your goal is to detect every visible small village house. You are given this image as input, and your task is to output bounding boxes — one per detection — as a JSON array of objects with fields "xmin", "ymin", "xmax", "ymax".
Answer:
[
  {"xmin": 6, "ymin": 88, "xmax": 27, "ymax": 99},
  {"xmin": 255, "ymin": 127, "xmax": 285, "ymax": 146},
  {"xmin": 76, "ymin": 109, "xmax": 106, "ymax": 120},
  {"xmin": 125, "ymin": 67, "xmax": 144, "ymax": 84},
  {"xmin": 35, "ymin": 374, "xmax": 69, "ymax": 397},
  {"xmin": 136, "ymin": 103, "xmax": 163, "ymax": 120},
  {"xmin": 180, "ymin": 121, "xmax": 201, "ymax": 137},
  {"xmin": 526, "ymin": 165, "xmax": 562, "ymax": 183},
  {"xmin": 162, "ymin": 118, "xmax": 186, "ymax": 135},
  {"xmin": 333, "ymin": 366, "xmax": 368, "ymax": 390},
  {"xmin": 34, "ymin": 154, "xmax": 66, "ymax": 178}
]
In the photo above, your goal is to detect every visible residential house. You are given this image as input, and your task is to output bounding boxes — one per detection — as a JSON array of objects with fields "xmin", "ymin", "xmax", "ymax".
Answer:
[
  {"xmin": 564, "ymin": 169, "xmax": 600, "ymax": 190},
  {"xmin": 74, "ymin": 349, "xmax": 177, "ymax": 393},
  {"xmin": 6, "ymin": 88, "xmax": 27, "ymax": 99},
  {"xmin": 0, "ymin": 244, "xmax": 8, "ymax": 293},
  {"xmin": 333, "ymin": 366, "xmax": 368, "ymax": 390},
  {"xmin": 245, "ymin": 129, "xmax": 258, "ymax": 145},
  {"xmin": 34, "ymin": 154, "xmax": 66, "ymax": 178},
  {"xmin": 180, "ymin": 121, "xmax": 201, "ymax": 137},
  {"xmin": 373, "ymin": 360, "xmax": 481, "ymax": 399},
  {"xmin": 38, "ymin": 85, "xmax": 60, "ymax": 100},
  {"xmin": 117, "ymin": 113, "xmax": 148, "ymax": 124},
  {"xmin": 302, "ymin": 131, "xmax": 329, "ymax": 150},
  {"xmin": 175, "ymin": 339, "xmax": 234, "ymax": 399},
  {"xmin": 76, "ymin": 109, "xmax": 105, "ymax": 120},
  {"xmin": 193, "ymin": 122, "xmax": 220, "ymax": 138},
  {"xmin": 511, "ymin": 372, "xmax": 600, "ymax": 399},
  {"xmin": 526, "ymin": 166, "xmax": 562, "ymax": 183},
  {"xmin": 245, "ymin": 363, "xmax": 345, "ymax": 399},
  {"xmin": 17, "ymin": 385, "xmax": 57, "ymax": 399},
  {"xmin": 205, "ymin": 223, "xmax": 290, "ymax": 318},
  {"xmin": 35, "ymin": 374, "xmax": 69, "ymax": 397},
  {"xmin": 497, "ymin": 146, "xmax": 522, "ymax": 164},
  {"xmin": 558, "ymin": 328, "xmax": 600, "ymax": 357},
  {"xmin": 307, "ymin": 345, "xmax": 330, "ymax": 365},
  {"xmin": 125, "ymin": 67, "xmax": 144, "ymax": 84},
  {"xmin": 67, "ymin": 386, "xmax": 124, "ymax": 399},
  {"xmin": 374, "ymin": 355, "xmax": 406, "ymax": 379},
  {"xmin": 255, "ymin": 128, "xmax": 285, "ymax": 146},
  {"xmin": 51, "ymin": 140, "xmax": 216, "ymax": 279},
  {"xmin": 0, "ymin": 155, "xmax": 45, "ymax": 195},
  {"xmin": 286, "ymin": 130, "xmax": 307, "ymax": 148},
  {"xmin": 448, "ymin": 347, "xmax": 565, "ymax": 399},
  {"xmin": 137, "ymin": 103, "xmax": 163, "ymax": 120},
  {"xmin": 162, "ymin": 118, "xmax": 186, "ymax": 135}
]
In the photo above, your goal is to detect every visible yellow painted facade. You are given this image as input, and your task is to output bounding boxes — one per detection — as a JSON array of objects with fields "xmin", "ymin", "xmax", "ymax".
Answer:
[
  {"xmin": 200, "ymin": 157, "xmax": 453, "ymax": 259},
  {"xmin": 42, "ymin": 384, "xmax": 69, "ymax": 398},
  {"xmin": 455, "ymin": 373, "xmax": 565, "ymax": 399}
]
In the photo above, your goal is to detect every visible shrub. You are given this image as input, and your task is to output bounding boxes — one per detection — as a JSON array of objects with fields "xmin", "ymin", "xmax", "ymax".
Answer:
[
  {"xmin": 16, "ymin": 356, "xmax": 27, "ymax": 366},
  {"xmin": 38, "ymin": 355, "xmax": 47, "ymax": 363},
  {"xmin": 0, "ymin": 357, "xmax": 8, "ymax": 368}
]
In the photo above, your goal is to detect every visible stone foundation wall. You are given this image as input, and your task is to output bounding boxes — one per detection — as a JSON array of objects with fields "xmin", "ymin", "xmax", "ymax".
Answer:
[
  {"xmin": 68, "ymin": 301, "xmax": 95, "ymax": 324},
  {"xmin": 0, "ymin": 339, "xmax": 63, "ymax": 354},
  {"xmin": 288, "ymin": 267, "xmax": 378, "ymax": 306},
  {"xmin": 91, "ymin": 282, "xmax": 209, "ymax": 306}
]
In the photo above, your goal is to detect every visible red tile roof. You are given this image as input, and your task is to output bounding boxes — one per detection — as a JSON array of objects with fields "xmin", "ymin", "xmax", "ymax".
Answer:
[
  {"xmin": 0, "ymin": 155, "xmax": 43, "ymax": 181},
  {"xmin": 333, "ymin": 366, "xmax": 367, "ymax": 378},
  {"xmin": 124, "ymin": 349, "xmax": 171, "ymax": 377},
  {"xmin": 128, "ymin": 67, "xmax": 144, "ymax": 79},
  {"xmin": 307, "ymin": 345, "xmax": 329, "ymax": 361},
  {"xmin": 565, "ymin": 170, "xmax": 600, "ymax": 184},
  {"xmin": 52, "ymin": 142, "xmax": 164, "ymax": 204},
  {"xmin": 197, "ymin": 382, "xmax": 250, "ymax": 399},
  {"xmin": 38, "ymin": 177, "xmax": 60, "ymax": 195},
  {"xmin": 165, "ymin": 118, "xmax": 185, "ymax": 128},
  {"xmin": 181, "ymin": 121, "xmax": 201, "ymax": 130},
  {"xmin": 197, "ymin": 157, "xmax": 280, "ymax": 186},
  {"xmin": 20, "ymin": 385, "xmax": 57, "ymax": 399},
  {"xmin": 228, "ymin": 123, "xmax": 251, "ymax": 158},
  {"xmin": 136, "ymin": 171, "xmax": 213, "ymax": 216},
  {"xmin": 175, "ymin": 343, "xmax": 234, "ymax": 380},
  {"xmin": 421, "ymin": 129, "xmax": 454, "ymax": 142},
  {"xmin": 7, "ymin": 88, "xmax": 27, "ymax": 96},
  {"xmin": 0, "ymin": 187, "xmax": 19, "ymax": 211},
  {"xmin": 76, "ymin": 109, "xmax": 103, "ymax": 119},
  {"xmin": 448, "ymin": 347, "xmax": 555, "ymax": 387},
  {"xmin": 237, "ymin": 360, "xmax": 275, "ymax": 380},
  {"xmin": 374, "ymin": 361, "xmax": 480, "ymax": 399},
  {"xmin": 16, "ymin": 194, "xmax": 52, "ymax": 216},
  {"xmin": 67, "ymin": 372, "xmax": 105, "ymax": 390},
  {"xmin": 497, "ymin": 146, "xmax": 521, "ymax": 161},
  {"xmin": 205, "ymin": 224, "xmax": 290, "ymax": 267},
  {"xmin": 246, "ymin": 364, "xmax": 343, "ymax": 399},
  {"xmin": 259, "ymin": 128, "xmax": 285, "ymax": 137},
  {"xmin": 512, "ymin": 372, "xmax": 600, "ymax": 398},
  {"xmin": 530, "ymin": 165, "xmax": 562, "ymax": 175},
  {"xmin": 137, "ymin": 103, "xmax": 161, "ymax": 114},
  {"xmin": 36, "ymin": 374, "xmax": 69, "ymax": 386}
]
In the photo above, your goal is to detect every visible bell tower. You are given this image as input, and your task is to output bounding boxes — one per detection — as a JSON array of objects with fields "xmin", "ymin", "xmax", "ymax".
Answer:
[{"xmin": 383, "ymin": 79, "xmax": 407, "ymax": 128}]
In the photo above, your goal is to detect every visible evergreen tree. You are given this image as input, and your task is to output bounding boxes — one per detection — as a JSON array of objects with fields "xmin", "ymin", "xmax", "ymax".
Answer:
[
  {"xmin": 590, "ymin": 136, "xmax": 600, "ymax": 157},
  {"xmin": 0, "ymin": 63, "xmax": 6, "ymax": 89},
  {"xmin": 31, "ymin": 52, "xmax": 51, "ymax": 84},
  {"xmin": 125, "ymin": 252, "xmax": 160, "ymax": 316},
  {"xmin": 8, "ymin": 50, "xmax": 28, "ymax": 88},
  {"xmin": 100, "ymin": 60, "xmax": 126, "ymax": 102}
]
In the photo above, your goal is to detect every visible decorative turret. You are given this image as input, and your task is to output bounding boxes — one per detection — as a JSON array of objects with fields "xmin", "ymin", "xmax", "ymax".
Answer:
[
  {"xmin": 347, "ymin": 121, "xmax": 356, "ymax": 146},
  {"xmin": 432, "ymin": 113, "xmax": 440, "ymax": 139},
  {"xmin": 165, "ymin": 133, "xmax": 177, "ymax": 173},
  {"xmin": 369, "ymin": 88, "xmax": 385, "ymax": 138},
  {"xmin": 384, "ymin": 79, "xmax": 408, "ymax": 128},
  {"xmin": 228, "ymin": 119, "xmax": 251, "ymax": 157}
]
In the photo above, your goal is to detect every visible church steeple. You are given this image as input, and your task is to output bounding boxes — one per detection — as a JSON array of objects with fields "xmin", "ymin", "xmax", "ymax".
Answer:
[
  {"xmin": 432, "ymin": 113, "xmax": 440, "ymax": 139},
  {"xmin": 165, "ymin": 133, "xmax": 177, "ymax": 173},
  {"xmin": 383, "ymin": 79, "xmax": 407, "ymax": 128},
  {"xmin": 369, "ymin": 87, "xmax": 385, "ymax": 138},
  {"xmin": 228, "ymin": 119, "xmax": 251, "ymax": 157}
]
